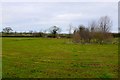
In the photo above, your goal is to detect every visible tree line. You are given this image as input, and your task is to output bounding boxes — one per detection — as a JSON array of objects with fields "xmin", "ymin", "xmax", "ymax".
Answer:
[
  {"xmin": 1, "ymin": 16, "xmax": 119, "ymax": 44},
  {"xmin": 73, "ymin": 16, "xmax": 113, "ymax": 44}
]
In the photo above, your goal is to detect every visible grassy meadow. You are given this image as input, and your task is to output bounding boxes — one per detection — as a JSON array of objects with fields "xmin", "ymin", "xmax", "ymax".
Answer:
[{"xmin": 2, "ymin": 37, "xmax": 118, "ymax": 78}]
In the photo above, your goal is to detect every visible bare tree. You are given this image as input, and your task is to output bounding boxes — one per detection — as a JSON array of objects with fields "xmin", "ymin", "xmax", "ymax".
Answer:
[
  {"xmin": 43, "ymin": 30, "xmax": 47, "ymax": 38},
  {"xmin": 73, "ymin": 16, "xmax": 113, "ymax": 44},
  {"xmin": 88, "ymin": 21, "xmax": 98, "ymax": 32},
  {"xmin": 98, "ymin": 16, "xmax": 112, "ymax": 33},
  {"xmin": 88, "ymin": 21, "xmax": 98, "ymax": 43},
  {"xmin": 68, "ymin": 24, "xmax": 73, "ymax": 37},
  {"xmin": 97, "ymin": 16, "xmax": 112, "ymax": 43}
]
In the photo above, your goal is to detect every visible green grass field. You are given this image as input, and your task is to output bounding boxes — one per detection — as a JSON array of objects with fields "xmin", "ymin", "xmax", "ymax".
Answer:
[{"xmin": 2, "ymin": 38, "xmax": 118, "ymax": 78}]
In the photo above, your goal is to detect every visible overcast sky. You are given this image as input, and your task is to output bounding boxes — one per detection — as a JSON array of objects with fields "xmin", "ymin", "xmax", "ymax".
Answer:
[{"xmin": 1, "ymin": 0, "xmax": 118, "ymax": 33}]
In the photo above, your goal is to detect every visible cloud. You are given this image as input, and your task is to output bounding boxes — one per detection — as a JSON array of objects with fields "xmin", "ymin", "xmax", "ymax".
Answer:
[
  {"xmin": 1, "ymin": 2, "xmax": 118, "ymax": 33},
  {"xmin": 54, "ymin": 13, "xmax": 82, "ymax": 21}
]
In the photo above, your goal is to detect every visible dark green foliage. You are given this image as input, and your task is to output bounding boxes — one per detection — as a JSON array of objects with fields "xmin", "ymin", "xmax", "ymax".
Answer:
[
  {"xmin": 49, "ymin": 26, "xmax": 61, "ymax": 38},
  {"xmin": 2, "ymin": 27, "xmax": 13, "ymax": 34}
]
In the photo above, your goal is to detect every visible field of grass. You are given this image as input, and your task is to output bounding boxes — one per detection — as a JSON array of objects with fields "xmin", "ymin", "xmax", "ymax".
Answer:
[{"xmin": 2, "ymin": 37, "xmax": 118, "ymax": 78}]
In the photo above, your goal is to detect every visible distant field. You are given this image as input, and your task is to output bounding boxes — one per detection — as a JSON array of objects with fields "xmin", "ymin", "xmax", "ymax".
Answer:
[{"xmin": 2, "ymin": 38, "xmax": 118, "ymax": 78}]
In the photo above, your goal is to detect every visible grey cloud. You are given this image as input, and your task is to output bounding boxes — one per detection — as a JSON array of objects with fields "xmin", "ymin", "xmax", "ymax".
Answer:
[{"xmin": 2, "ymin": 2, "xmax": 118, "ymax": 33}]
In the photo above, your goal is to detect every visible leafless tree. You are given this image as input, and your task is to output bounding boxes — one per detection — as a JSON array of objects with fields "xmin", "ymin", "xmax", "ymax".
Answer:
[
  {"xmin": 97, "ymin": 16, "xmax": 113, "ymax": 43},
  {"xmin": 98, "ymin": 16, "xmax": 112, "ymax": 33},
  {"xmin": 88, "ymin": 16, "xmax": 113, "ymax": 43},
  {"xmin": 68, "ymin": 24, "xmax": 73, "ymax": 36},
  {"xmin": 73, "ymin": 16, "xmax": 113, "ymax": 44},
  {"xmin": 88, "ymin": 21, "xmax": 98, "ymax": 32},
  {"xmin": 88, "ymin": 21, "xmax": 98, "ymax": 43},
  {"xmin": 43, "ymin": 29, "xmax": 47, "ymax": 38}
]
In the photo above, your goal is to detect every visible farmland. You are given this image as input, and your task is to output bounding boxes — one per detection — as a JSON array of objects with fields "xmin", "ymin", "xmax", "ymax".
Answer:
[{"xmin": 2, "ymin": 37, "xmax": 118, "ymax": 78}]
